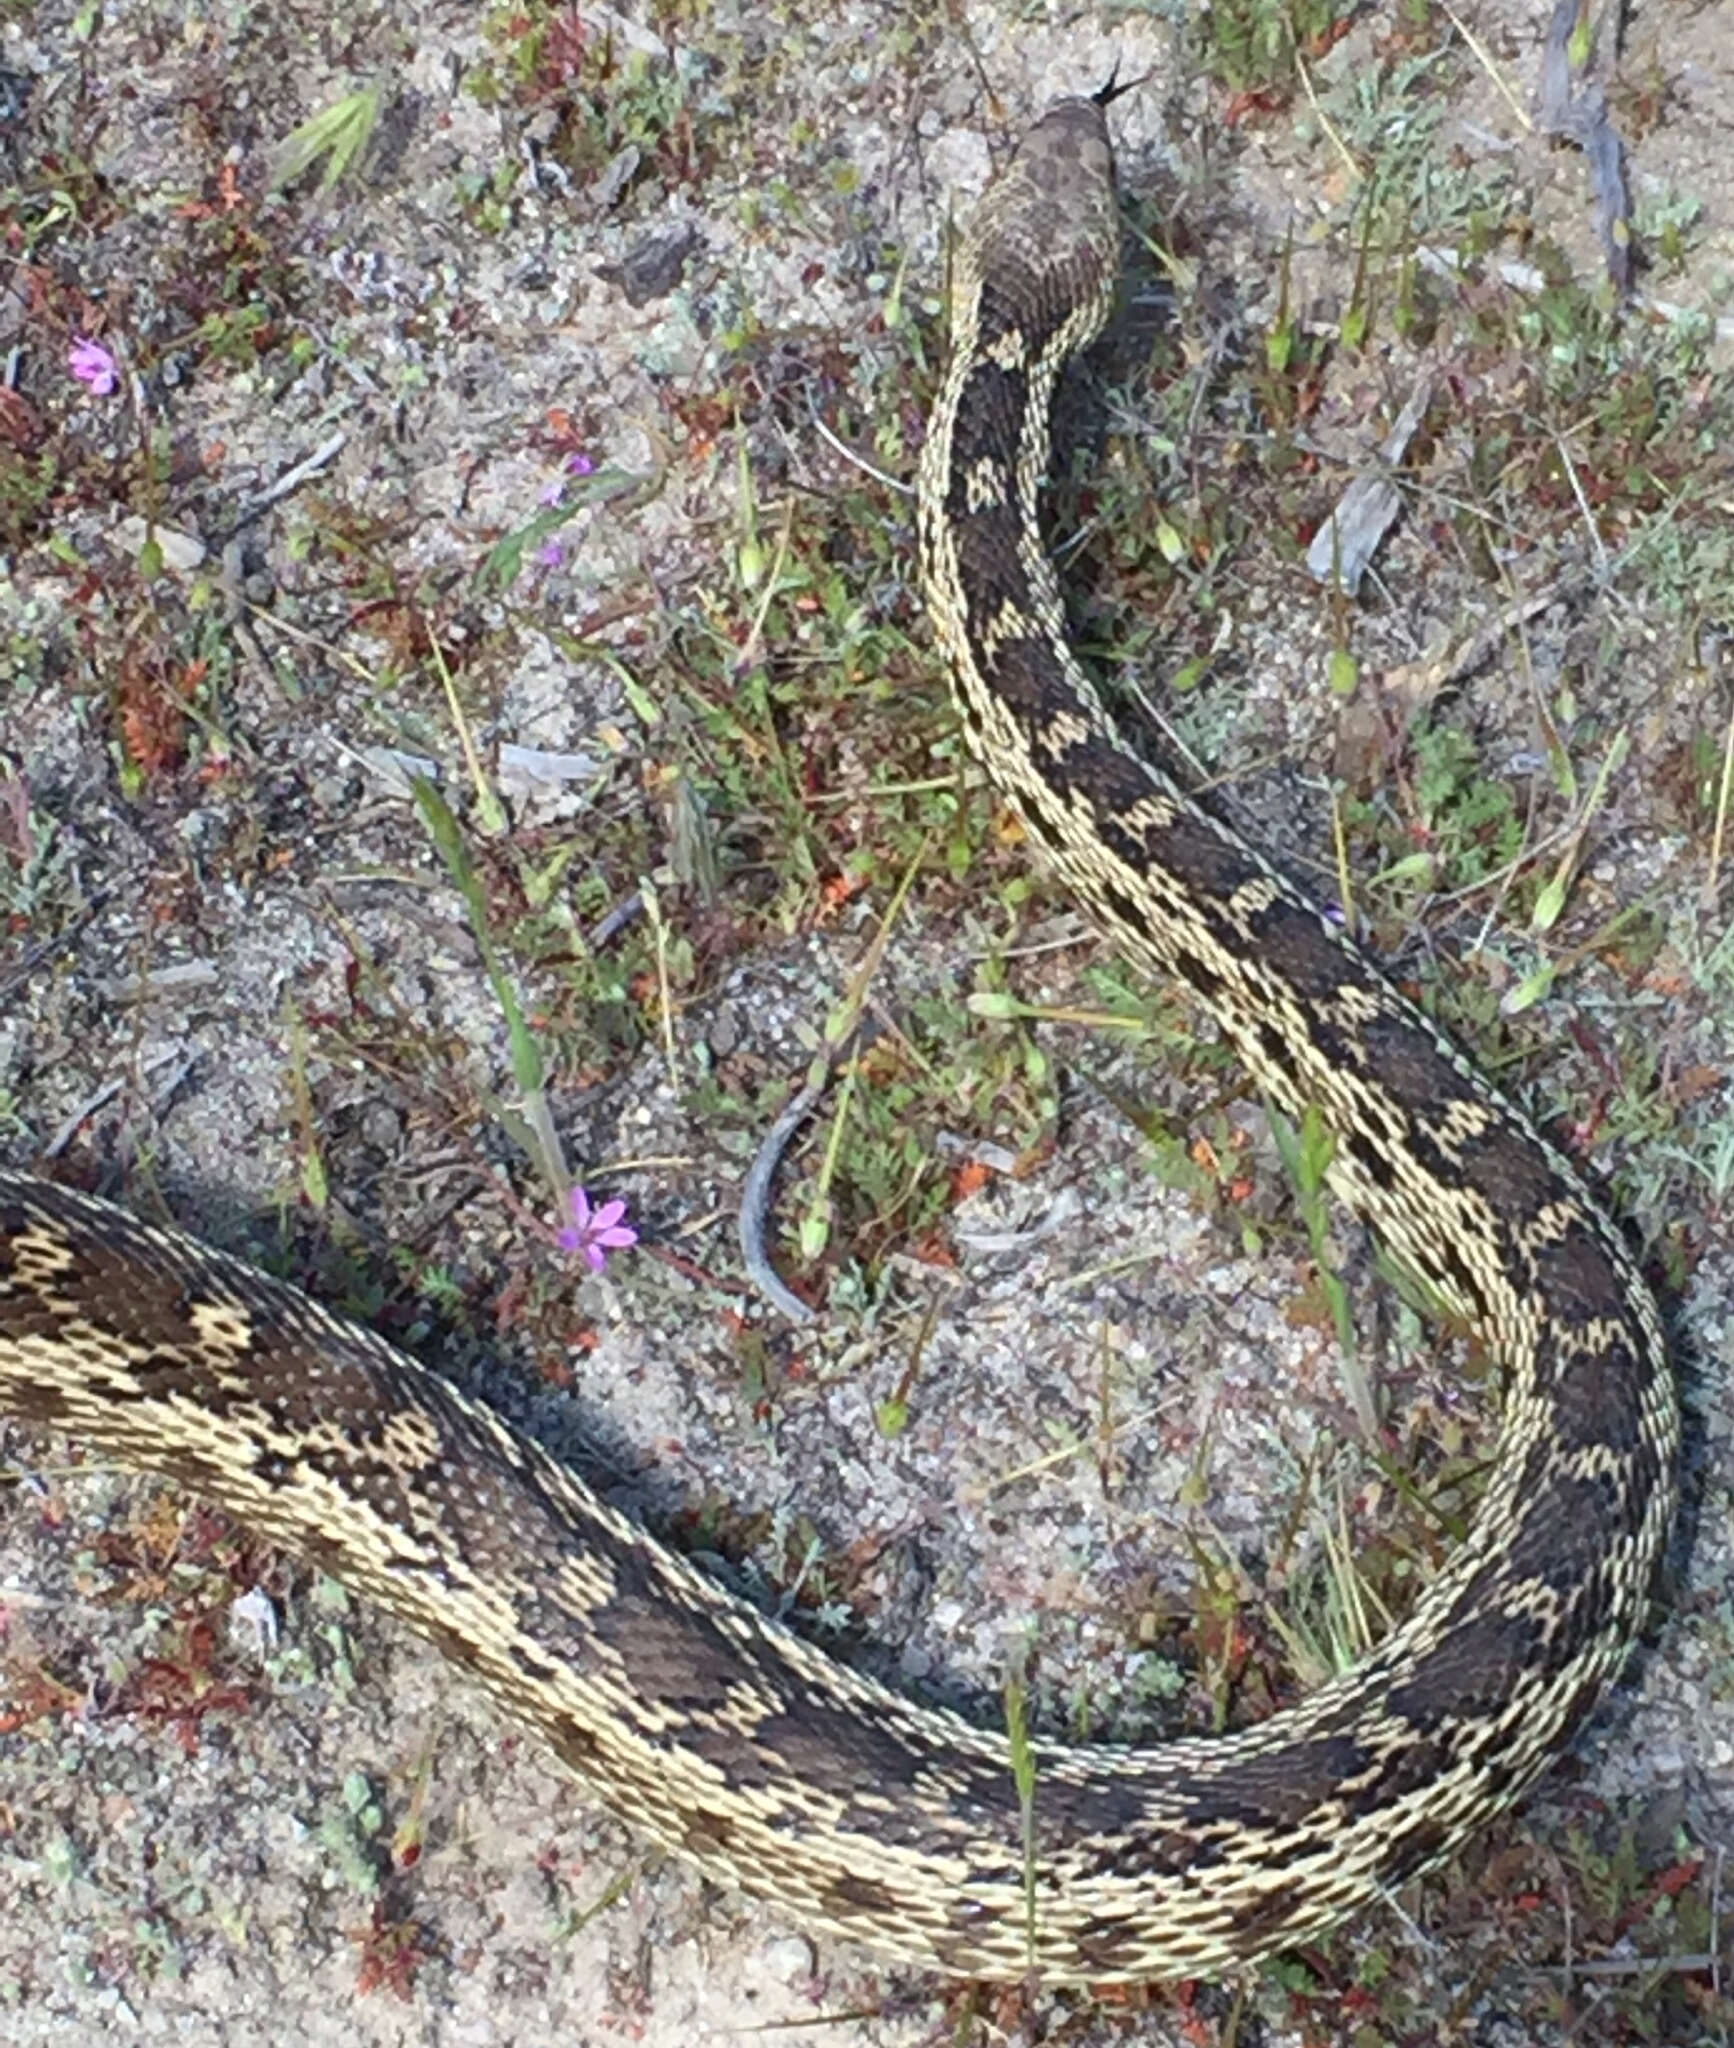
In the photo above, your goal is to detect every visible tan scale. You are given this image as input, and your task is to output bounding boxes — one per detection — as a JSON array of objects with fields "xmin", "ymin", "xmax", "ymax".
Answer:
[
  {"xmin": 1222, "ymin": 874, "xmax": 1285, "ymax": 927},
  {"xmin": 983, "ymin": 324, "xmax": 1027, "ymax": 370},
  {"xmin": 963, "ymin": 454, "xmax": 1008, "ymax": 512}
]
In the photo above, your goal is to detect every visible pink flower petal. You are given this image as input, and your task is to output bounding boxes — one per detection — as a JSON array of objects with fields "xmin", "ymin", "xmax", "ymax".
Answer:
[
  {"xmin": 558, "ymin": 1184, "xmax": 635, "ymax": 1269},
  {"xmin": 68, "ymin": 336, "xmax": 118, "ymax": 397}
]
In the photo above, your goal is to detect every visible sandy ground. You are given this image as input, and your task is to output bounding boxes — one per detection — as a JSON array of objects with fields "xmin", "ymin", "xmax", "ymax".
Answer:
[{"xmin": 4, "ymin": 0, "xmax": 1734, "ymax": 2042}]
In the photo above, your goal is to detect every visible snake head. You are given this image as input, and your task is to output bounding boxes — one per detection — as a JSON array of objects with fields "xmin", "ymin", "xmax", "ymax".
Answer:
[{"xmin": 962, "ymin": 99, "xmax": 1120, "ymax": 343}]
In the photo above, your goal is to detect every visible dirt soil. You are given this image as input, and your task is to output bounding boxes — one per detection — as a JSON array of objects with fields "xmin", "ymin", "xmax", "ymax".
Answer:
[{"xmin": 3, "ymin": 1, "xmax": 1734, "ymax": 2045}]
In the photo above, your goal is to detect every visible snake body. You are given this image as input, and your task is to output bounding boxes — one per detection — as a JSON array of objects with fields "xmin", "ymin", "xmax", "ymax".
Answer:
[{"xmin": 0, "ymin": 100, "xmax": 1678, "ymax": 1984}]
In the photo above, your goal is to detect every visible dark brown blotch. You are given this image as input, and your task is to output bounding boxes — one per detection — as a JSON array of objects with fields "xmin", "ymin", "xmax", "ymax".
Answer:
[
  {"xmin": 1087, "ymin": 1822, "xmax": 1230, "ymax": 1880},
  {"xmin": 949, "ymin": 501, "xmax": 1035, "ymax": 639},
  {"xmin": 1096, "ymin": 880, "xmax": 1163, "ymax": 965},
  {"xmin": 250, "ymin": 1445, "xmax": 297, "ymax": 1487},
  {"xmin": 1526, "ymin": 1213, "xmax": 1631, "ymax": 1326},
  {"xmin": 589, "ymin": 1589, "xmax": 756, "ymax": 1717},
  {"xmin": 1022, "ymin": 802, "xmax": 1065, "ymax": 852},
  {"xmin": 1171, "ymin": 946, "xmax": 1225, "ymax": 1002},
  {"xmin": 0, "ymin": 1375, "xmax": 72, "ymax": 1424},
  {"xmin": 1067, "ymin": 1914, "xmax": 1148, "ymax": 1975},
  {"xmin": 1245, "ymin": 894, "xmax": 1357, "ymax": 1002},
  {"xmin": 1384, "ymin": 1603, "xmax": 1545, "ymax": 1729},
  {"xmin": 1453, "ymin": 1121, "xmax": 1562, "ymax": 1218},
  {"xmin": 1143, "ymin": 808, "xmax": 1262, "ymax": 907},
  {"xmin": 1228, "ymin": 1877, "xmax": 1307, "ymax": 1948},
  {"xmin": 1432, "ymin": 1234, "xmax": 1494, "ymax": 1327},
  {"xmin": 1034, "ymin": 1769, "xmax": 1158, "ymax": 1862},
  {"xmin": 697, "ymin": 1699, "xmax": 983, "ymax": 1840},
  {"xmin": 1533, "ymin": 1327, "xmax": 1649, "ymax": 1458},
  {"xmin": 0, "ymin": 1200, "xmax": 29, "ymax": 1272},
  {"xmin": 1503, "ymin": 1459, "xmax": 1634, "ymax": 1590},
  {"xmin": 944, "ymin": 358, "xmax": 1028, "ymax": 486},
  {"xmin": 1204, "ymin": 1730, "xmax": 1372, "ymax": 1831},
  {"xmin": 1358, "ymin": 1011, "xmax": 1477, "ymax": 1113},
  {"xmin": 822, "ymin": 1868, "xmax": 900, "ymax": 1923},
  {"xmin": 416, "ymin": 1614, "xmax": 485, "ymax": 1675},
  {"xmin": 1045, "ymin": 732, "xmax": 1162, "ymax": 825},
  {"xmin": 975, "ymin": 270, "xmax": 1075, "ymax": 368},
  {"xmin": 548, "ymin": 1720, "xmax": 604, "ymax": 1771},
  {"xmin": 120, "ymin": 1346, "xmax": 209, "ymax": 1403},
  {"xmin": 983, "ymin": 634, "xmax": 1073, "ymax": 727},
  {"xmin": 1381, "ymin": 1815, "xmax": 1453, "ymax": 1882},
  {"xmin": 680, "ymin": 1805, "xmax": 737, "ymax": 1859},
  {"xmin": 1344, "ymin": 1128, "xmax": 1398, "ymax": 1193}
]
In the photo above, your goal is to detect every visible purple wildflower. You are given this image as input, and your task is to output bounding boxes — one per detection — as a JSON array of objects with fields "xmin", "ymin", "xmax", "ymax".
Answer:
[
  {"xmin": 559, "ymin": 1186, "xmax": 637, "ymax": 1272},
  {"xmin": 539, "ymin": 450, "xmax": 596, "ymax": 506},
  {"xmin": 68, "ymin": 336, "xmax": 118, "ymax": 396},
  {"xmin": 536, "ymin": 535, "xmax": 567, "ymax": 570}
]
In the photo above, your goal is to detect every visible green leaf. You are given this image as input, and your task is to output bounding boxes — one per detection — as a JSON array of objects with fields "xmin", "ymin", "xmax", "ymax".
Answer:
[
  {"xmin": 410, "ymin": 775, "xmax": 548, "ymax": 1104},
  {"xmin": 1503, "ymin": 959, "xmax": 1556, "ymax": 1015},
  {"xmin": 475, "ymin": 467, "xmax": 638, "ymax": 591},
  {"xmin": 875, "ymin": 1397, "xmax": 909, "ymax": 1438},
  {"xmin": 1374, "ymin": 850, "xmax": 1438, "ymax": 888},
  {"xmin": 1567, "ymin": 7, "xmax": 1593, "ymax": 69},
  {"xmin": 270, "ymin": 86, "xmax": 384, "ymax": 195},
  {"xmin": 1004, "ymin": 1677, "xmax": 1039, "ymax": 1964},
  {"xmin": 1531, "ymin": 870, "xmax": 1567, "ymax": 932},
  {"xmin": 798, "ymin": 1193, "xmax": 832, "ymax": 1263},
  {"xmin": 621, "ymin": 671, "xmax": 662, "ymax": 728}
]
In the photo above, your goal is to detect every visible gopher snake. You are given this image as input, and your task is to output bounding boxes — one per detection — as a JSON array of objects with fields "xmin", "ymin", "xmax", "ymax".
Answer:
[{"xmin": 0, "ymin": 98, "xmax": 1678, "ymax": 1984}]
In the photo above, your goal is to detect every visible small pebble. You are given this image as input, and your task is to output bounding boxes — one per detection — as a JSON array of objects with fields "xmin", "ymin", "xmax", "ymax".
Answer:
[{"xmin": 759, "ymin": 1936, "xmax": 813, "ymax": 1982}]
